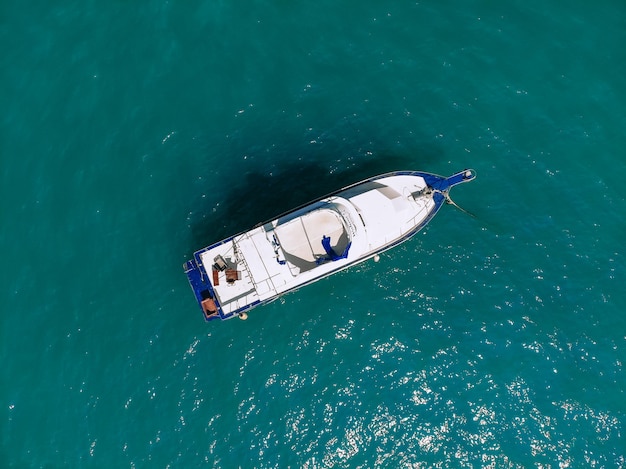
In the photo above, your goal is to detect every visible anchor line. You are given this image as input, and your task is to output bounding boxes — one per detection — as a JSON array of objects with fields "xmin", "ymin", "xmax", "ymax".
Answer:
[{"xmin": 433, "ymin": 189, "xmax": 477, "ymax": 218}]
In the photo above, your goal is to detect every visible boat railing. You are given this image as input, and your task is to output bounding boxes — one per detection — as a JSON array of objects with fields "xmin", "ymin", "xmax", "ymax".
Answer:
[{"xmin": 233, "ymin": 238, "xmax": 259, "ymax": 291}]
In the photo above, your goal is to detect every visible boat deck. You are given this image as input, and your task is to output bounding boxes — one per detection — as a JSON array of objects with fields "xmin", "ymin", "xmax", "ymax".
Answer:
[{"xmin": 194, "ymin": 199, "xmax": 362, "ymax": 318}]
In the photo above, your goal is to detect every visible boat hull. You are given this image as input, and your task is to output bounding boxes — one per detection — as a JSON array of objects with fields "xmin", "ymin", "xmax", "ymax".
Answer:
[{"xmin": 184, "ymin": 169, "xmax": 476, "ymax": 321}]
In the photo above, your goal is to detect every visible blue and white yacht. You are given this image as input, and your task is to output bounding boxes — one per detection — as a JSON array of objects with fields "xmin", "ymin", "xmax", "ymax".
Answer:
[{"xmin": 184, "ymin": 169, "xmax": 476, "ymax": 321}]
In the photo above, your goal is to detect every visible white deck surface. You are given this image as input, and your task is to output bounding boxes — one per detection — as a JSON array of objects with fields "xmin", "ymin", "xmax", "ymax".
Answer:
[{"xmin": 197, "ymin": 175, "xmax": 436, "ymax": 316}]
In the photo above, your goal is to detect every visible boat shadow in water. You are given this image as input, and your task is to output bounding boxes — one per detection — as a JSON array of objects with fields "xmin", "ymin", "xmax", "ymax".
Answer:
[{"xmin": 189, "ymin": 154, "xmax": 435, "ymax": 249}]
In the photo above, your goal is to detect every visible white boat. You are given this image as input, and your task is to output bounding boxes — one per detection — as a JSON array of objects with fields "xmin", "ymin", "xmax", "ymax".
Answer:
[{"xmin": 184, "ymin": 169, "xmax": 476, "ymax": 321}]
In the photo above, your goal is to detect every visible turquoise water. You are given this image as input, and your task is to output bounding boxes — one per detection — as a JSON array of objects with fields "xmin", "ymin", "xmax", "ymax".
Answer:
[{"xmin": 2, "ymin": 1, "xmax": 625, "ymax": 467}]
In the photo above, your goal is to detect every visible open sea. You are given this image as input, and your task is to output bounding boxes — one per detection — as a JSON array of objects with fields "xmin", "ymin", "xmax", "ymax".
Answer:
[{"xmin": 2, "ymin": 1, "xmax": 625, "ymax": 467}]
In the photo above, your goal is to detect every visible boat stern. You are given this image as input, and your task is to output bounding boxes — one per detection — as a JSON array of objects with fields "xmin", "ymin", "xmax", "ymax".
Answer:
[{"xmin": 183, "ymin": 259, "xmax": 223, "ymax": 321}]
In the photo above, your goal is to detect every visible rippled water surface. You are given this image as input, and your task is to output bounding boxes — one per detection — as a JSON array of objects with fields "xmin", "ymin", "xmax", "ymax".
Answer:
[{"xmin": 2, "ymin": 1, "xmax": 625, "ymax": 467}]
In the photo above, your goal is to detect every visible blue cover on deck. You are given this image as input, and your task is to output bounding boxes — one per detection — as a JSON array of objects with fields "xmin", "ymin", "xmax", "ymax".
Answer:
[{"xmin": 317, "ymin": 236, "xmax": 351, "ymax": 264}]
